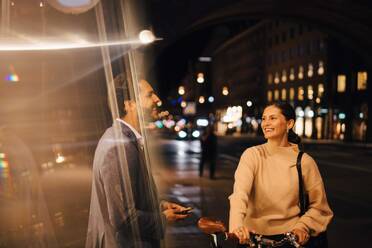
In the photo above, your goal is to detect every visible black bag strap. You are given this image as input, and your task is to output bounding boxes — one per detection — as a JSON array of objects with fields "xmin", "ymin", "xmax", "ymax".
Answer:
[{"xmin": 296, "ymin": 151, "xmax": 306, "ymax": 216}]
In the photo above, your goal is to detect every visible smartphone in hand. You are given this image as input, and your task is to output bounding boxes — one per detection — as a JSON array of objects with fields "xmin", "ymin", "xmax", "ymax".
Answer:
[{"xmin": 175, "ymin": 207, "xmax": 193, "ymax": 215}]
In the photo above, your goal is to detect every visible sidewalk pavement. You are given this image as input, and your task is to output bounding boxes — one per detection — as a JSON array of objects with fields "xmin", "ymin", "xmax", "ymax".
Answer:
[{"xmin": 152, "ymin": 139, "xmax": 236, "ymax": 248}]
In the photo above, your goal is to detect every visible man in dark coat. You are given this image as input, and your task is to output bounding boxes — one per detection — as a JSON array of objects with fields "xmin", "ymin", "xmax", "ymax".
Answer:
[{"xmin": 86, "ymin": 78, "xmax": 189, "ymax": 248}]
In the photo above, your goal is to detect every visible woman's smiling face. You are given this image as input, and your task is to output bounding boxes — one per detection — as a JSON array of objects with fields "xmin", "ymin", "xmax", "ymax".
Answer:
[{"xmin": 261, "ymin": 105, "xmax": 290, "ymax": 140}]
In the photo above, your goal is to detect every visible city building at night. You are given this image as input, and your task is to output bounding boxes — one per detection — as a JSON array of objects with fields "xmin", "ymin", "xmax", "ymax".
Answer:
[
  {"xmin": 265, "ymin": 20, "xmax": 369, "ymax": 142},
  {"xmin": 265, "ymin": 20, "xmax": 329, "ymax": 140},
  {"xmin": 183, "ymin": 19, "xmax": 370, "ymax": 142},
  {"xmin": 211, "ymin": 22, "xmax": 266, "ymax": 135}
]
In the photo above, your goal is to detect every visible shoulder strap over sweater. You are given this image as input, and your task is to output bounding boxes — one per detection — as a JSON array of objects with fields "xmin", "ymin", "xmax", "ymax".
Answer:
[{"xmin": 296, "ymin": 151, "xmax": 306, "ymax": 216}]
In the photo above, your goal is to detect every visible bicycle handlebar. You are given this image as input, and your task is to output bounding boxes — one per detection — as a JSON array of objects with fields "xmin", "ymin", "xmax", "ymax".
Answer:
[{"xmin": 198, "ymin": 217, "xmax": 303, "ymax": 248}]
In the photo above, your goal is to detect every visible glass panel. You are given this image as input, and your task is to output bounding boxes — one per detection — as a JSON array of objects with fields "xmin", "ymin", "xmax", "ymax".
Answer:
[{"xmin": 0, "ymin": 1, "xmax": 160, "ymax": 247}]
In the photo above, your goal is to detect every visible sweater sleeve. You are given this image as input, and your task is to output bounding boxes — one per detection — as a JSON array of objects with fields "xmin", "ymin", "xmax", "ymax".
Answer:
[
  {"xmin": 229, "ymin": 148, "xmax": 256, "ymax": 231},
  {"xmin": 293, "ymin": 154, "xmax": 333, "ymax": 235}
]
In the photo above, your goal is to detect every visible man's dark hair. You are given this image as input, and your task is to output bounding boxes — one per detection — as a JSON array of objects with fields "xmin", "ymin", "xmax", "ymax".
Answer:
[{"xmin": 113, "ymin": 73, "xmax": 130, "ymax": 117}]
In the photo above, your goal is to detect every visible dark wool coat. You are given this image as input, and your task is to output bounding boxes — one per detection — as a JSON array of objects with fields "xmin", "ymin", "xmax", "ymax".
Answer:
[{"xmin": 85, "ymin": 121, "xmax": 164, "ymax": 248}]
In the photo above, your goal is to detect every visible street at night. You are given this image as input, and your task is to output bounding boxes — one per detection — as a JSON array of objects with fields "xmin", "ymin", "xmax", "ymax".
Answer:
[
  {"xmin": 155, "ymin": 136, "xmax": 372, "ymax": 248},
  {"xmin": 10, "ymin": 136, "xmax": 371, "ymax": 247},
  {"xmin": 1, "ymin": 0, "xmax": 372, "ymax": 247}
]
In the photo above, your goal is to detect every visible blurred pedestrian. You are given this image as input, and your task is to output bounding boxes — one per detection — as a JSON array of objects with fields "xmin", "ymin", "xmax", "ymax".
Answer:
[
  {"xmin": 86, "ymin": 75, "xmax": 190, "ymax": 248},
  {"xmin": 229, "ymin": 102, "xmax": 333, "ymax": 247},
  {"xmin": 199, "ymin": 124, "xmax": 217, "ymax": 179}
]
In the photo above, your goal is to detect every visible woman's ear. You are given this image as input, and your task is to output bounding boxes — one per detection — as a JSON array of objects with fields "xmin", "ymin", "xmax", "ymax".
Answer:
[{"xmin": 287, "ymin": 119, "xmax": 295, "ymax": 130}]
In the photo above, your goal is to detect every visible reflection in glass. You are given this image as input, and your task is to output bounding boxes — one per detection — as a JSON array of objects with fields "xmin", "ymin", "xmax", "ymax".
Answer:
[{"xmin": 0, "ymin": 129, "xmax": 58, "ymax": 247}]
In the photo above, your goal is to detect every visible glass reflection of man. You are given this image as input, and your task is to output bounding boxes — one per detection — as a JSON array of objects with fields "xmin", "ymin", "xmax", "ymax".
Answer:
[{"xmin": 86, "ymin": 74, "xmax": 190, "ymax": 248}]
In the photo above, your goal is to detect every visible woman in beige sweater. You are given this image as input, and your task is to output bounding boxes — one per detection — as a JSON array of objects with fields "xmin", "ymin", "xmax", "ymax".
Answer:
[{"xmin": 229, "ymin": 103, "xmax": 333, "ymax": 247}]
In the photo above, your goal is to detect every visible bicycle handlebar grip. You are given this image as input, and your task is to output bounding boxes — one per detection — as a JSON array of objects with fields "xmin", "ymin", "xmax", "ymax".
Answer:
[
  {"xmin": 198, "ymin": 217, "xmax": 226, "ymax": 234},
  {"xmin": 226, "ymin": 232, "xmax": 238, "ymax": 240}
]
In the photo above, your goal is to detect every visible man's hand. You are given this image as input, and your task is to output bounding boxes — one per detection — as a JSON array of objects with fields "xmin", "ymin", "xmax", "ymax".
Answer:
[
  {"xmin": 161, "ymin": 201, "xmax": 192, "ymax": 222},
  {"xmin": 292, "ymin": 228, "xmax": 310, "ymax": 245},
  {"xmin": 162, "ymin": 208, "xmax": 189, "ymax": 222}
]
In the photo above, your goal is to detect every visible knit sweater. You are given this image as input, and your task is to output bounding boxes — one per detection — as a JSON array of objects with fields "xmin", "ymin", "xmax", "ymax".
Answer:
[{"xmin": 229, "ymin": 142, "xmax": 333, "ymax": 236}]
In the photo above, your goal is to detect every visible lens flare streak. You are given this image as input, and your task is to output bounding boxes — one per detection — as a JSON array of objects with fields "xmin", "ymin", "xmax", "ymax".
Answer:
[{"xmin": 0, "ymin": 38, "xmax": 161, "ymax": 51}]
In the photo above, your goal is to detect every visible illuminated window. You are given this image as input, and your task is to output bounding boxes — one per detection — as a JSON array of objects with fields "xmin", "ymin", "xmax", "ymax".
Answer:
[
  {"xmin": 289, "ymin": 68, "xmax": 295, "ymax": 81},
  {"xmin": 316, "ymin": 117, "xmax": 323, "ymax": 139},
  {"xmin": 298, "ymin": 66, "xmax": 304, "ymax": 79},
  {"xmin": 290, "ymin": 88, "xmax": 295, "ymax": 100},
  {"xmin": 274, "ymin": 90, "xmax": 279, "ymax": 100},
  {"xmin": 298, "ymin": 87, "xmax": 304, "ymax": 100},
  {"xmin": 318, "ymin": 61, "xmax": 325, "ymax": 75},
  {"xmin": 281, "ymin": 89, "xmax": 287, "ymax": 100},
  {"xmin": 295, "ymin": 107, "xmax": 304, "ymax": 136},
  {"xmin": 268, "ymin": 73, "xmax": 273, "ymax": 84},
  {"xmin": 281, "ymin": 70, "xmax": 287, "ymax": 83},
  {"xmin": 274, "ymin": 72, "xmax": 280, "ymax": 84},
  {"xmin": 357, "ymin": 71, "xmax": 367, "ymax": 90},
  {"xmin": 307, "ymin": 85, "xmax": 314, "ymax": 100},
  {"xmin": 307, "ymin": 63, "xmax": 314, "ymax": 77},
  {"xmin": 318, "ymin": 84, "xmax": 324, "ymax": 98},
  {"xmin": 267, "ymin": 91, "xmax": 273, "ymax": 102},
  {"xmin": 337, "ymin": 75, "xmax": 346, "ymax": 92},
  {"xmin": 304, "ymin": 107, "xmax": 314, "ymax": 138}
]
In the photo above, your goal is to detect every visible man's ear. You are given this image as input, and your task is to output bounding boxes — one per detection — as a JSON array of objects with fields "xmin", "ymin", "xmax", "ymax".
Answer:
[
  {"xmin": 123, "ymin": 100, "xmax": 133, "ymax": 111},
  {"xmin": 128, "ymin": 100, "xmax": 137, "ymax": 109}
]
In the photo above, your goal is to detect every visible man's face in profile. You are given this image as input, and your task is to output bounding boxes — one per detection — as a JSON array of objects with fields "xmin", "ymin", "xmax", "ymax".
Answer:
[{"xmin": 139, "ymin": 80, "xmax": 160, "ymax": 120}]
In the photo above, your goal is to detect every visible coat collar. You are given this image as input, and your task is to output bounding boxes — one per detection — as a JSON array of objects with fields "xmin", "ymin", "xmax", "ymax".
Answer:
[{"xmin": 264, "ymin": 142, "xmax": 299, "ymax": 166}]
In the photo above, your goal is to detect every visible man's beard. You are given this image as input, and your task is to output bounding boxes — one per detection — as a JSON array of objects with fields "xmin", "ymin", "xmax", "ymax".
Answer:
[{"xmin": 142, "ymin": 106, "xmax": 158, "ymax": 122}]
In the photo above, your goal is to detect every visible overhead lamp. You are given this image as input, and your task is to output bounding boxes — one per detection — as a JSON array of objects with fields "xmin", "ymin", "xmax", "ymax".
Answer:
[
  {"xmin": 138, "ymin": 30, "xmax": 156, "ymax": 44},
  {"xmin": 178, "ymin": 86, "xmax": 185, "ymax": 95},
  {"xmin": 222, "ymin": 86, "xmax": 229, "ymax": 96},
  {"xmin": 47, "ymin": 0, "xmax": 100, "ymax": 14}
]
